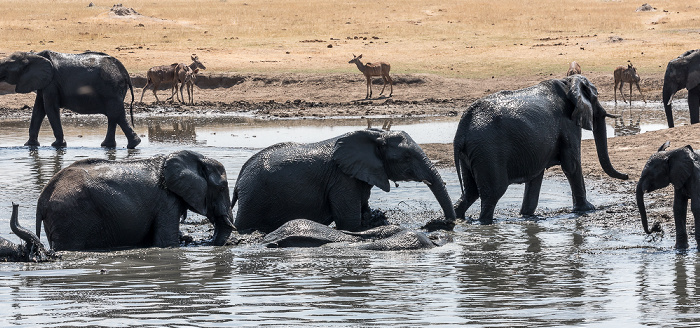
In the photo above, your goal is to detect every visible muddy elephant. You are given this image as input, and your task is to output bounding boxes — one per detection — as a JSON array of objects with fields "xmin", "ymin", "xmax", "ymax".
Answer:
[
  {"xmin": 0, "ymin": 50, "xmax": 140, "ymax": 148},
  {"xmin": 263, "ymin": 219, "xmax": 447, "ymax": 250},
  {"xmin": 231, "ymin": 128, "xmax": 456, "ymax": 233},
  {"xmin": 663, "ymin": 49, "xmax": 700, "ymax": 128},
  {"xmin": 36, "ymin": 150, "xmax": 233, "ymax": 251},
  {"xmin": 0, "ymin": 204, "xmax": 54, "ymax": 262},
  {"xmin": 453, "ymin": 75, "xmax": 628, "ymax": 224},
  {"xmin": 637, "ymin": 142, "xmax": 700, "ymax": 249}
]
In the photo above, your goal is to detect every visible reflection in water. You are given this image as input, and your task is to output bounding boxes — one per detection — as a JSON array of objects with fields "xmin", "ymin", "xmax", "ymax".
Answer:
[
  {"xmin": 28, "ymin": 147, "xmax": 64, "ymax": 193},
  {"xmin": 614, "ymin": 115, "xmax": 641, "ymax": 137},
  {"xmin": 148, "ymin": 121, "xmax": 197, "ymax": 144}
]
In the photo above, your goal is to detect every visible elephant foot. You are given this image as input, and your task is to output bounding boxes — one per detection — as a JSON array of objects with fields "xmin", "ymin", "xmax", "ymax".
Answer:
[
  {"xmin": 51, "ymin": 139, "xmax": 67, "ymax": 148},
  {"xmin": 101, "ymin": 140, "xmax": 117, "ymax": 148},
  {"xmin": 675, "ymin": 240, "xmax": 689, "ymax": 249},
  {"xmin": 573, "ymin": 201, "xmax": 595, "ymax": 213},
  {"xmin": 421, "ymin": 218, "xmax": 455, "ymax": 232},
  {"xmin": 127, "ymin": 136, "xmax": 142, "ymax": 149},
  {"xmin": 24, "ymin": 139, "xmax": 40, "ymax": 147}
]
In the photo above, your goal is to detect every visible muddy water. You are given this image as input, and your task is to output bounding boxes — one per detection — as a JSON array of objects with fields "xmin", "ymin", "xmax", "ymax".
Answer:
[{"xmin": 0, "ymin": 102, "xmax": 699, "ymax": 327}]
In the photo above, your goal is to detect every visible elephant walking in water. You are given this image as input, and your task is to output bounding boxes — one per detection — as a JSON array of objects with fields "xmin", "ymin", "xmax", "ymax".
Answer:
[
  {"xmin": 453, "ymin": 75, "xmax": 628, "ymax": 224},
  {"xmin": 0, "ymin": 50, "xmax": 141, "ymax": 149},
  {"xmin": 231, "ymin": 128, "xmax": 456, "ymax": 233}
]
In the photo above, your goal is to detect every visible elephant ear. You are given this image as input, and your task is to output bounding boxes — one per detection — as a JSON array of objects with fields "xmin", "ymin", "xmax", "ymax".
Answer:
[
  {"xmin": 16, "ymin": 54, "xmax": 53, "ymax": 93},
  {"xmin": 332, "ymin": 130, "xmax": 391, "ymax": 192},
  {"xmin": 567, "ymin": 76, "xmax": 595, "ymax": 130},
  {"xmin": 668, "ymin": 145, "xmax": 695, "ymax": 188},
  {"xmin": 163, "ymin": 151, "xmax": 208, "ymax": 215}
]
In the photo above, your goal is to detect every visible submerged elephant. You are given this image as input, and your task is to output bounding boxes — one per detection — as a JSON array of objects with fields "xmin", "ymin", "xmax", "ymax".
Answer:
[
  {"xmin": 637, "ymin": 142, "xmax": 700, "ymax": 249},
  {"xmin": 263, "ymin": 219, "xmax": 446, "ymax": 250},
  {"xmin": 36, "ymin": 150, "xmax": 233, "ymax": 251},
  {"xmin": 663, "ymin": 49, "xmax": 700, "ymax": 128},
  {"xmin": 0, "ymin": 204, "xmax": 54, "ymax": 262},
  {"xmin": 0, "ymin": 50, "xmax": 141, "ymax": 148},
  {"xmin": 231, "ymin": 128, "xmax": 456, "ymax": 233},
  {"xmin": 453, "ymin": 75, "xmax": 628, "ymax": 224}
]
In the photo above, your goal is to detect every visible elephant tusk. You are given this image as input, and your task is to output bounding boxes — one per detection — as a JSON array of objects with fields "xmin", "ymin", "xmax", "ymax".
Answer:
[
  {"xmin": 394, "ymin": 181, "xmax": 399, "ymax": 187},
  {"xmin": 422, "ymin": 180, "xmax": 432, "ymax": 186}
]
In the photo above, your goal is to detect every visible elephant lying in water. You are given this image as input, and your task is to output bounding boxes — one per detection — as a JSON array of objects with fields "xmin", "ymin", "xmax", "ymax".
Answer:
[
  {"xmin": 262, "ymin": 219, "xmax": 451, "ymax": 250},
  {"xmin": 1, "ymin": 204, "xmax": 55, "ymax": 262}
]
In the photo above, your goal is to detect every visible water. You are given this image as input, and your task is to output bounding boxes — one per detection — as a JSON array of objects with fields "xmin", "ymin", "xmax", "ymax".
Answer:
[{"xmin": 0, "ymin": 101, "xmax": 698, "ymax": 327}]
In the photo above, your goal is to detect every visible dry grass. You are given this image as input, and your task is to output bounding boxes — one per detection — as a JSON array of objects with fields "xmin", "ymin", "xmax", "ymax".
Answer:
[{"xmin": 0, "ymin": 0, "xmax": 697, "ymax": 77}]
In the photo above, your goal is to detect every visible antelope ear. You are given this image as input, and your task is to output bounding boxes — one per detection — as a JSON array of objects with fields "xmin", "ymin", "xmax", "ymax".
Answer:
[
  {"xmin": 332, "ymin": 130, "xmax": 390, "ymax": 192},
  {"xmin": 163, "ymin": 151, "xmax": 208, "ymax": 215},
  {"xmin": 16, "ymin": 54, "xmax": 53, "ymax": 93},
  {"xmin": 567, "ymin": 76, "xmax": 595, "ymax": 130}
]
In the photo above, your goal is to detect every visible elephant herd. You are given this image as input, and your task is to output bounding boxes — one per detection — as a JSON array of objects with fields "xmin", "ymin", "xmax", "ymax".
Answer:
[{"xmin": 1, "ymin": 49, "xmax": 700, "ymax": 262}]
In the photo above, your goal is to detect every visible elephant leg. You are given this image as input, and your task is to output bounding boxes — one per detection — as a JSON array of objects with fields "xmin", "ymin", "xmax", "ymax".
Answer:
[
  {"xmin": 25, "ymin": 94, "xmax": 46, "ymax": 147},
  {"xmin": 101, "ymin": 117, "xmax": 118, "ymax": 148},
  {"xmin": 152, "ymin": 211, "xmax": 182, "ymax": 248},
  {"xmin": 329, "ymin": 183, "xmax": 368, "ymax": 232},
  {"xmin": 475, "ymin": 169, "xmax": 508, "ymax": 224},
  {"xmin": 688, "ymin": 86, "xmax": 699, "ymax": 124},
  {"xmin": 43, "ymin": 93, "xmax": 66, "ymax": 148},
  {"xmin": 520, "ymin": 171, "xmax": 544, "ymax": 216},
  {"xmin": 560, "ymin": 148, "xmax": 593, "ymax": 212},
  {"xmin": 454, "ymin": 163, "xmax": 479, "ymax": 219},
  {"xmin": 115, "ymin": 111, "xmax": 142, "ymax": 149},
  {"xmin": 673, "ymin": 193, "xmax": 689, "ymax": 249},
  {"xmin": 691, "ymin": 198, "xmax": 700, "ymax": 248}
]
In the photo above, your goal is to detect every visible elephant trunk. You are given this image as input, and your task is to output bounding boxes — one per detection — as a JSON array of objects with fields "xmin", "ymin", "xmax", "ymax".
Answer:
[
  {"xmin": 636, "ymin": 181, "xmax": 652, "ymax": 234},
  {"xmin": 593, "ymin": 112, "xmax": 629, "ymax": 180},
  {"xmin": 423, "ymin": 160, "xmax": 457, "ymax": 222},
  {"xmin": 9, "ymin": 203, "xmax": 47, "ymax": 258},
  {"xmin": 210, "ymin": 206, "xmax": 234, "ymax": 246},
  {"xmin": 663, "ymin": 81, "xmax": 677, "ymax": 128}
]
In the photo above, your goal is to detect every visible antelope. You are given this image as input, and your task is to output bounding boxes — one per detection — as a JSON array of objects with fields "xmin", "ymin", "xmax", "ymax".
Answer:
[
  {"xmin": 175, "ymin": 66, "xmax": 199, "ymax": 105},
  {"xmin": 566, "ymin": 61, "xmax": 581, "ymax": 76},
  {"xmin": 170, "ymin": 54, "xmax": 206, "ymax": 102},
  {"xmin": 614, "ymin": 63, "xmax": 646, "ymax": 104},
  {"xmin": 349, "ymin": 54, "xmax": 393, "ymax": 99},
  {"xmin": 139, "ymin": 54, "xmax": 205, "ymax": 103}
]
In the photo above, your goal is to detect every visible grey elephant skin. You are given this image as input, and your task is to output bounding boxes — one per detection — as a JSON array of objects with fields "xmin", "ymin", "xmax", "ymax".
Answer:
[
  {"xmin": 453, "ymin": 75, "xmax": 628, "ymax": 224},
  {"xmin": 36, "ymin": 150, "xmax": 233, "ymax": 251},
  {"xmin": 663, "ymin": 49, "xmax": 700, "ymax": 128},
  {"xmin": 0, "ymin": 50, "xmax": 141, "ymax": 148},
  {"xmin": 263, "ymin": 219, "xmax": 443, "ymax": 250},
  {"xmin": 0, "ymin": 204, "xmax": 54, "ymax": 262},
  {"xmin": 637, "ymin": 142, "xmax": 700, "ymax": 249},
  {"xmin": 231, "ymin": 129, "xmax": 456, "ymax": 233}
]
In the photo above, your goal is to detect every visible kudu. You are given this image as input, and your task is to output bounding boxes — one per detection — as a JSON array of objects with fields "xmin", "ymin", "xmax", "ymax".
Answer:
[
  {"xmin": 614, "ymin": 63, "xmax": 646, "ymax": 104},
  {"xmin": 140, "ymin": 54, "xmax": 205, "ymax": 103},
  {"xmin": 174, "ymin": 66, "xmax": 199, "ymax": 105},
  {"xmin": 349, "ymin": 54, "xmax": 393, "ymax": 99},
  {"xmin": 566, "ymin": 61, "xmax": 581, "ymax": 76}
]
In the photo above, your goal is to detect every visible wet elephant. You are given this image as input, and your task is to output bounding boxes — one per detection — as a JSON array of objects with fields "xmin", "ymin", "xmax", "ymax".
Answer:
[
  {"xmin": 663, "ymin": 49, "xmax": 700, "ymax": 128},
  {"xmin": 453, "ymin": 75, "xmax": 628, "ymax": 223},
  {"xmin": 231, "ymin": 128, "xmax": 456, "ymax": 233},
  {"xmin": 637, "ymin": 142, "xmax": 700, "ymax": 249},
  {"xmin": 36, "ymin": 150, "xmax": 233, "ymax": 251},
  {"xmin": 0, "ymin": 50, "xmax": 140, "ymax": 148},
  {"xmin": 0, "ymin": 204, "xmax": 54, "ymax": 262}
]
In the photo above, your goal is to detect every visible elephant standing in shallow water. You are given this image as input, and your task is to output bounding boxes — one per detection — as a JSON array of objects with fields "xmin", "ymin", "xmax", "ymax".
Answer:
[
  {"xmin": 0, "ymin": 50, "xmax": 140, "ymax": 148},
  {"xmin": 453, "ymin": 75, "xmax": 628, "ymax": 224},
  {"xmin": 637, "ymin": 142, "xmax": 700, "ymax": 249},
  {"xmin": 36, "ymin": 150, "xmax": 233, "ymax": 251},
  {"xmin": 231, "ymin": 128, "xmax": 456, "ymax": 233}
]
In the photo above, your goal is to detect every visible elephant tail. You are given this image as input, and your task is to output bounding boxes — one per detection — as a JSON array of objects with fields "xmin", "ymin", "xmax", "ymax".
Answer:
[
  {"xmin": 230, "ymin": 187, "xmax": 238, "ymax": 210},
  {"xmin": 36, "ymin": 212, "xmax": 42, "ymax": 239},
  {"xmin": 128, "ymin": 79, "xmax": 135, "ymax": 127},
  {"xmin": 453, "ymin": 140, "xmax": 464, "ymax": 193}
]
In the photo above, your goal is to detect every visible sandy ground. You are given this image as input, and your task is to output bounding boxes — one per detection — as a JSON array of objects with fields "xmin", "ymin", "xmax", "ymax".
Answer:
[{"xmin": 0, "ymin": 71, "xmax": 690, "ymax": 241}]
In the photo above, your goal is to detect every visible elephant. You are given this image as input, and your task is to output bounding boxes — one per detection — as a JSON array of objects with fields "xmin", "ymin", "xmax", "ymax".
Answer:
[
  {"xmin": 637, "ymin": 142, "xmax": 700, "ymax": 249},
  {"xmin": 0, "ymin": 50, "xmax": 141, "ymax": 149},
  {"xmin": 36, "ymin": 150, "xmax": 233, "ymax": 251},
  {"xmin": 0, "ymin": 204, "xmax": 55, "ymax": 262},
  {"xmin": 231, "ymin": 128, "xmax": 457, "ymax": 233},
  {"xmin": 663, "ymin": 49, "xmax": 700, "ymax": 128},
  {"xmin": 262, "ymin": 219, "xmax": 448, "ymax": 250},
  {"xmin": 453, "ymin": 75, "xmax": 629, "ymax": 224}
]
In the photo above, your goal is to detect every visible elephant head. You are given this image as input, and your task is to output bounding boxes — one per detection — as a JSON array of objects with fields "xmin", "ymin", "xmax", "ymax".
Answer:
[
  {"xmin": 0, "ymin": 203, "xmax": 54, "ymax": 262},
  {"xmin": 332, "ymin": 128, "xmax": 457, "ymax": 223},
  {"xmin": 663, "ymin": 49, "xmax": 700, "ymax": 127},
  {"xmin": 0, "ymin": 52, "xmax": 54, "ymax": 93},
  {"xmin": 568, "ymin": 75, "xmax": 629, "ymax": 180},
  {"xmin": 636, "ymin": 142, "xmax": 695, "ymax": 234},
  {"xmin": 163, "ymin": 150, "xmax": 234, "ymax": 246}
]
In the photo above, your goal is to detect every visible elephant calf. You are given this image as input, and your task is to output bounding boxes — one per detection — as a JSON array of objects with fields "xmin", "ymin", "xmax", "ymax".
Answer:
[
  {"xmin": 231, "ymin": 128, "xmax": 456, "ymax": 233},
  {"xmin": 0, "ymin": 204, "xmax": 54, "ymax": 262},
  {"xmin": 637, "ymin": 142, "xmax": 700, "ymax": 249},
  {"xmin": 36, "ymin": 150, "xmax": 234, "ymax": 251}
]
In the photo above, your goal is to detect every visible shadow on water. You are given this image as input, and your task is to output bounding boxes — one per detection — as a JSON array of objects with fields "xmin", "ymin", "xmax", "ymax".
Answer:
[{"xmin": 0, "ymin": 100, "xmax": 698, "ymax": 326}]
